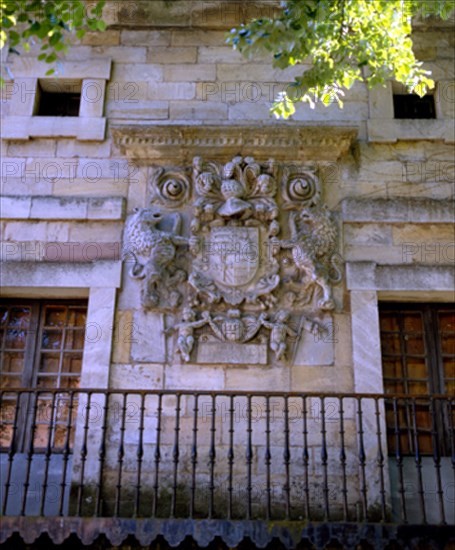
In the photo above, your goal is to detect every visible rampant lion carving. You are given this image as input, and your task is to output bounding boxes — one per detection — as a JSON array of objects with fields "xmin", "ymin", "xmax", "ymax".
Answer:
[
  {"xmin": 281, "ymin": 205, "xmax": 342, "ymax": 311},
  {"xmin": 123, "ymin": 208, "xmax": 188, "ymax": 310}
]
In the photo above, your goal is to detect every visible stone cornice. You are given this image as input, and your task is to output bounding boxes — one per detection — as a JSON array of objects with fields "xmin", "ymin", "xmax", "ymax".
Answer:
[
  {"xmin": 111, "ymin": 125, "xmax": 358, "ymax": 164},
  {"xmin": 104, "ymin": 1, "xmax": 282, "ymax": 30}
]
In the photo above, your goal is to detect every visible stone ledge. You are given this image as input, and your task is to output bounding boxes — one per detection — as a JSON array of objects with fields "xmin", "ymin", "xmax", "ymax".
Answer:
[
  {"xmin": 2, "ymin": 116, "xmax": 106, "ymax": 141},
  {"xmin": 367, "ymin": 119, "xmax": 455, "ymax": 144},
  {"xmin": 1, "ymin": 261, "xmax": 122, "ymax": 289},
  {"xmin": 347, "ymin": 262, "xmax": 455, "ymax": 291},
  {"xmin": 6, "ymin": 58, "xmax": 112, "ymax": 79},
  {"xmin": 1, "ymin": 196, "xmax": 125, "ymax": 221},
  {"xmin": 342, "ymin": 198, "xmax": 455, "ymax": 223},
  {"xmin": 111, "ymin": 124, "xmax": 358, "ymax": 163}
]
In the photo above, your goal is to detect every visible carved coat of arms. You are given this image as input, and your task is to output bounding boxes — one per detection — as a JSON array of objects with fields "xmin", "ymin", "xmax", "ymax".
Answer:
[{"xmin": 122, "ymin": 156, "xmax": 342, "ymax": 365}]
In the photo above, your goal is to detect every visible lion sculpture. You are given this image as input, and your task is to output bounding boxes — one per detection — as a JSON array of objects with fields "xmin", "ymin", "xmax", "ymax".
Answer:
[
  {"xmin": 281, "ymin": 205, "xmax": 342, "ymax": 310},
  {"xmin": 122, "ymin": 208, "xmax": 187, "ymax": 309}
]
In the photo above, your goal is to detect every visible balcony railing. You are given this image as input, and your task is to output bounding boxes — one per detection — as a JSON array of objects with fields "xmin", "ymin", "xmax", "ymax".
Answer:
[{"xmin": 0, "ymin": 389, "xmax": 453, "ymax": 528}]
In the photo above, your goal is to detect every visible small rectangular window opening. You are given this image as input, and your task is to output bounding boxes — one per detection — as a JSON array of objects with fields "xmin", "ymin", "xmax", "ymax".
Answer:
[
  {"xmin": 36, "ymin": 79, "xmax": 82, "ymax": 117},
  {"xmin": 393, "ymin": 81, "xmax": 436, "ymax": 120}
]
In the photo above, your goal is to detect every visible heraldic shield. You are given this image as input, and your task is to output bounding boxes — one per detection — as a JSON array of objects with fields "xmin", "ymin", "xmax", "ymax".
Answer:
[{"xmin": 207, "ymin": 227, "xmax": 259, "ymax": 288}]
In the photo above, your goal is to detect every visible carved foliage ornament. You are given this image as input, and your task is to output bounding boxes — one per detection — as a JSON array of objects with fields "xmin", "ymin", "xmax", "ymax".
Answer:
[{"xmin": 123, "ymin": 156, "xmax": 343, "ymax": 364}]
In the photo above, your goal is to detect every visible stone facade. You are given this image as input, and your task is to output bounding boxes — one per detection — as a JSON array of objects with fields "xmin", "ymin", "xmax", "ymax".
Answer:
[{"xmin": 1, "ymin": 1, "xmax": 454, "ymax": 541}]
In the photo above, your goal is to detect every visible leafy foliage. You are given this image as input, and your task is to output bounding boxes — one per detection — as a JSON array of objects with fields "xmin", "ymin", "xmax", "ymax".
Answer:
[
  {"xmin": 227, "ymin": 0, "xmax": 455, "ymax": 118},
  {"xmin": 1, "ymin": 0, "xmax": 105, "ymax": 79}
]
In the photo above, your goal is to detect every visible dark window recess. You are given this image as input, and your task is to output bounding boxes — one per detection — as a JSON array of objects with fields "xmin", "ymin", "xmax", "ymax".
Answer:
[
  {"xmin": 37, "ymin": 90, "xmax": 81, "ymax": 117},
  {"xmin": 379, "ymin": 303, "xmax": 454, "ymax": 457},
  {"xmin": 393, "ymin": 94, "xmax": 436, "ymax": 119},
  {"xmin": 0, "ymin": 299, "xmax": 87, "ymax": 452}
]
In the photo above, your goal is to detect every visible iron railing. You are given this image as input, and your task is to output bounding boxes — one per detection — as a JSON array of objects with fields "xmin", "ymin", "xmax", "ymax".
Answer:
[{"xmin": 0, "ymin": 389, "xmax": 453, "ymax": 525}]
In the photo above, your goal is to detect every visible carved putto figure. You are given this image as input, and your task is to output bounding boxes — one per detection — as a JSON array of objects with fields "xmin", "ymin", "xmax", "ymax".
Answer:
[
  {"xmin": 123, "ymin": 208, "xmax": 188, "ymax": 310},
  {"xmin": 259, "ymin": 311, "xmax": 297, "ymax": 361},
  {"xmin": 260, "ymin": 311, "xmax": 320, "ymax": 361},
  {"xmin": 166, "ymin": 309, "xmax": 211, "ymax": 362},
  {"xmin": 281, "ymin": 206, "xmax": 342, "ymax": 310}
]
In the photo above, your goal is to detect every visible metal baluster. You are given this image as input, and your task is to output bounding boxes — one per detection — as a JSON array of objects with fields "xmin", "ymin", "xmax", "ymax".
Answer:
[
  {"xmin": 39, "ymin": 392, "xmax": 57, "ymax": 516},
  {"xmin": 208, "ymin": 393, "xmax": 216, "ymax": 519},
  {"xmin": 189, "ymin": 394, "xmax": 199, "ymax": 519},
  {"xmin": 95, "ymin": 392, "xmax": 109, "ymax": 517},
  {"xmin": 357, "ymin": 397, "xmax": 368, "ymax": 521},
  {"xmin": 246, "ymin": 394, "xmax": 253, "ymax": 520},
  {"xmin": 374, "ymin": 397, "xmax": 387, "ymax": 522},
  {"xmin": 59, "ymin": 391, "xmax": 75, "ymax": 516},
  {"xmin": 21, "ymin": 391, "xmax": 39, "ymax": 516},
  {"xmin": 77, "ymin": 392, "xmax": 92, "ymax": 516},
  {"xmin": 447, "ymin": 398, "xmax": 455, "ymax": 511},
  {"xmin": 302, "ymin": 396, "xmax": 310, "ymax": 519},
  {"xmin": 227, "ymin": 395, "xmax": 235, "ymax": 520},
  {"xmin": 411, "ymin": 397, "xmax": 426, "ymax": 523},
  {"xmin": 2, "ymin": 391, "xmax": 21, "ymax": 515},
  {"xmin": 265, "ymin": 395, "xmax": 272, "ymax": 520},
  {"xmin": 134, "ymin": 393, "xmax": 146, "ymax": 518},
  {"xmin": 338, "ymin": 396, "xmax": 348, "ymax": 521},
  {"xmin": 283, "ymin": 395, "xmax": 291, "ymax": 519},
  {"xmin": 152, "ymin": 393, "xmax": 162, "ymax": 518},
  {"xmin": 320, "ymin": 396, "xmax": 330, "ymax": 521},
  {"xmin": 114, "ymin": 393, "xmax": 127, "ymax": 517},
  {"xmin": 170, "ymin": 393, "xmax": 181, "ymax": 518},
  {"xmin": 393, "ymin": 397, "xmax": 407, "ymax": 523},
  {"xmin": 429, "ymin": 397, "xmax": 446, "ymax": 524}
]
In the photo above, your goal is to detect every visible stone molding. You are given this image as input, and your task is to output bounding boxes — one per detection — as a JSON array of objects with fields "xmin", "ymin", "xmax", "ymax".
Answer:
[
  {"xmin": 111, "ymin": 125, "xmax": 358, "ymax": 163},
  {"xmin": 5, "ymin": 58, "xmax": 112, "ymax": 79},
  {"xmin": 367, "ymin": 119, "xmax": 455, "ymax": 144},
  {"xmin": 346, "ymin": 262, "xmax": 455, "ymax": 291},
  {"xmin": 1, "ymin": 261, "xmax": 122, "ymax": 289},
  {"xmin": 342, "ymin": 198, "xmax": 455, "ymax": 223},
  {"xmin": 1, "ymin": 196, "xmax": 125, "ymax": 221}
]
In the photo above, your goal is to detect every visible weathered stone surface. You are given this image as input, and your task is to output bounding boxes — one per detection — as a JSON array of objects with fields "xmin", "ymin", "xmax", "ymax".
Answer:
[
  {"xmin": 294, "ymin": 327, "xmax": 335, "ymax": 366},
  {"xmin": 82, "ymin": 30, "xmax": 120, "ymax": 46},
  {"xmin": 342, "ymin": 198, "xmax": 455, "ymax": 223},
  {"xmin": 367, "ymin": 119, "xmax": 455, "ymax": 144},
  {"xmin": 110, "ymin": 363, "xmax": 164, "ymax": 389},
  {"xmin": 1, "ymin": 261, "xmax": 122, "ymax": 288},
  {"xmin": 130, "ymin": 310, "xmax": 166, "ymax": 363},
  {"xmin": 147, "ymin": 47, "xmax": 197, "ymax": 64},
  {"xmin": 347, "ymin": 262, "xmax": 455, "ymax": 291},
  {"xmin": 121, "ymin": 30, "xmax": 170, "ymax": 46},
  {"xmin": 165, "ymin": 364, "xmax": 225, "ymax": 390},
  {"xmin": 291, "ymin": 365, "xmax": 354, "ymax": 392},
  {"xmin": 225, "ymin": 366, "xmax": 290, "ymax": 391},
  {"xmin": 197, "ymin": 342, "xmax": 268, "ymax": 365},
  {"xmin": 165, "ymin": 64, "xmax": 216, "ymax": 82}
]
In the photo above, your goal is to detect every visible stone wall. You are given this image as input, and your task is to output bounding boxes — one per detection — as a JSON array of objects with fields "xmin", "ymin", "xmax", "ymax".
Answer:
[{"xmin": 1, "ymin": 2, "xmax": 454, "ymax": 521}]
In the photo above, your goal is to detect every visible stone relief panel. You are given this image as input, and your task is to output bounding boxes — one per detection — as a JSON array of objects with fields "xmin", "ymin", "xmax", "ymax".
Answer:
[{"xmin": 122, "ymin": 156, "xmax": 343, "ymax": 366}]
